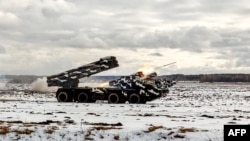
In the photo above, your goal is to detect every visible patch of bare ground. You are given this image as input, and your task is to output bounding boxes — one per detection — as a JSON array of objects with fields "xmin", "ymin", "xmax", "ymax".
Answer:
[
  {"xmin": 174, "ymin": 134, "xmax": 185, "ymax": 138},
  {"xmin": 23, "ymin": 123, "xmax": 34, "ymax": 127},
  {"xmin": 144, "ymin": 125, "xmax": 164, "ymax": 133},
  {"xmin": 85, "ymin": 128, "xmax": 95, "ymax": 140},
  {"xmin": 143, "ymin": 125, "xmax": 188, "ymax": 139},
  {"xmin": 64, "ymin": 119, "xmax": 75, "ymax": 124},
  {"xmin": 244, "ymin": 96, "xmax": 250, "ymax": 99},
  {"xmin": 84, "ymin": 122, "xmax": 123, "ymax": 126},
  {"xmin": 0, "ymin": 125, "xmax": 34, "ymax": 135},
  {"xmin": 84, "ymin": 126, "xmax": 123, "ymax": 141},
  {"xmin": 201, "ymin": 115, "xmax": 214, "ymax": 118},
  {"xmin": 0, "ymin": 126, "xmax": 9, "ymax": 135},
  {"xmin": 13, "ymin": 128, "xmax": 34, "ymax": 135},
  {"xmin": 6, "ymin": 121, "xmax": 23, "ymax": 124},
  {"xmin": 28, "ymin": 120, "xmax": 62, "ymax": 125},
  {"xmin": 86, "ymin": 113, "xmax": 100, "ymax": 116},
  {"xmin": 126, "ymin": 113, "xmax": 186, "ymax": 118},
  {"xmin": 113, "ymin": 134, "xmax": 120, "ymax": 140},
  {"xmin": 93, "ymin": 126, "xmax": 122, "ymax": 130},
  {"xmin": 4, "ymin": 120, "xmax": 62, "ymax": 125},
  {"xmin": 0, "ymin": 120, "xmax": 4, "ymax": 125},
  {"xmin": 55, "ymin": 111, "xmax": 66, "ymax": 114},
  {"xmin": 44, "ymin": 126, "xmax": 59, "ymax": 134},
  {"xmin": 83, "ymin": 122, "xmax": 123, "ymax": 140},
  {"xmin": 0, "ymin": 119, "xmax": 75, "ymax": 136},
  {"xmin": 178, "ymin": 127, "xmax": 196, "ymax": 133}
]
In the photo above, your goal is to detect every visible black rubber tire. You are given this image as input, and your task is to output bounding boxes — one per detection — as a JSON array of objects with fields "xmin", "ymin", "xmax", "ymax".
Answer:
[
  {"xmin": 129, "ymin": 93, "xmax": 141, "ymax": 104},
  {"xmin": 108, "ymin": 93, "xmax": 120, "ymax": 104},
  {"xmin": 57, "ymin": 92, "xmax": 69, "ymax": 102},
  {"xmin": 77, "ymin": 92, "xmax": 89, "ymax": 103},
  {"xmin": 155, "ymin": 81, "xmax": 163, "ymax": 89}
]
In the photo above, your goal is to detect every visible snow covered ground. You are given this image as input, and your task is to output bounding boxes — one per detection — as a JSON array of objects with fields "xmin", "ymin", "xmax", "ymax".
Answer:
[{"xmin": 0, "ymin": 81, "xmax": 249, "ymax": 141}]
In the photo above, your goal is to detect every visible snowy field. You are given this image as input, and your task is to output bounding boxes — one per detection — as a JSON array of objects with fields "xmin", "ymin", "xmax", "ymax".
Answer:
[{"xmin": 0, "ymin": 81, "xmax": 250, "ymax": 141}]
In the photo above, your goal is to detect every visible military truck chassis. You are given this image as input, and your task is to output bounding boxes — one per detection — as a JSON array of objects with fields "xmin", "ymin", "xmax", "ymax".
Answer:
[{"xmin": 55, "ymin": 87, "xmax": 167, "ymax": 104}]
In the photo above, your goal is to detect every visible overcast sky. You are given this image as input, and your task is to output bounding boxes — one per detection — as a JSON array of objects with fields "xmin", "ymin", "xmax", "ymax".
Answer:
[{"xmin": 0, "ymin": 0, "xmax": 250, "ymax": 76}]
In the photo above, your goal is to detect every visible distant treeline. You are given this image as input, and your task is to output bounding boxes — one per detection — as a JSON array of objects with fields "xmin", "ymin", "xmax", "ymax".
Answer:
[
  {"xmin": 2, "ymin": 74, "xmax": 250, "ymax": 83},
  {"xmin": 164, "ymin": 74, "xmax": 250, "ymax": 82},
  {"xmin": 4, "ymin": 75, "xmax": 41, "ymax": 83}
]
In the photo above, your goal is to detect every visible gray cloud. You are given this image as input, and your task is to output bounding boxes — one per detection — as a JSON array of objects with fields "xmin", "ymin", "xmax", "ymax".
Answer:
[
  {"xmin": 42, "ymin": 8, "xmax": 62, "ymax": 19},
  {"xmin": 214, "ymin": 46, "xmax": 250, "ymax": 68},
  {"xmin": 199, "ymin": 0, "xmax": 250, "ymax": 13},
  {"xmin": 212, "ymin": 30, "xmax": 250, "ymax": 47},
  {"xmin": 0, "ymin": 0, "xmax": 247, "ymax": 51},
  {"xmin": 236, "ymin": 58, "xmax": 250, "ymax": 67},
  {"xmin": 0, "ymin": 0, "xmax": 250, "ymax": 74},
  {"xmin": 0, "ymin": 45, "xmax": 6, "ymax": 54},
  {"xmin": 149, "ymin": 52, "xmax": 163, "ymax": 57}
]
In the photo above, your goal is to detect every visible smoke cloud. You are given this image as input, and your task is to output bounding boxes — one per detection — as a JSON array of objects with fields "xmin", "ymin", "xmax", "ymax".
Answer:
[{"xmin": 30, "ymin": 77, "xmax": 57, "ymax": 93}]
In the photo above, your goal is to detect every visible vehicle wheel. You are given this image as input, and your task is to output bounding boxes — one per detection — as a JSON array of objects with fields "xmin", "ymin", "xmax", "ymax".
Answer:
[
  {"xmin": 108, "ymin": 93, "xmax": 120, "ymax": 104},
  {"xmin": 57, "ymin": 92, "xmax": 69, "ymax": 102},
  {"xmin": 155, "ymin": 81, "xmax": 163, "ymax": 89},
  {"xmin": 129, "ymin": 93, "xmax": 141, "ymax": 104},
  {"xmin": 77, "ymin": 92, "xmax": 89, "ymax": 103}
]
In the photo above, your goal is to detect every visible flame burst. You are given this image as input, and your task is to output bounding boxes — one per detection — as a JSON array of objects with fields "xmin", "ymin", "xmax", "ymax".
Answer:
[
  {"xmin": 99, "ymin": 82, "xmax": 109, "ymax": 87},
  {"xmin": 137, "ymin": 65, "xmax": 155, "ymax": 75}
]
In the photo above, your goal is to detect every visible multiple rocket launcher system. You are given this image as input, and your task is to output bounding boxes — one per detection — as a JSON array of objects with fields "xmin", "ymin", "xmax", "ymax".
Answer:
[
  {"xmin": 47, "ymin": 56, "xmax": 119, "ymax": 88},
  {"xmin": 46, "ymin": 56, "xmax": 175, "ymax": 104}
]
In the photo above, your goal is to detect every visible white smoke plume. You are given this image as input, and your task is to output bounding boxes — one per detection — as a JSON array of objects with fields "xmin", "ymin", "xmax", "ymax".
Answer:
[{"xmin": 30, "ymin": 77, "xmax": 57, "ymax": 93}]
